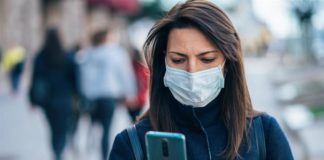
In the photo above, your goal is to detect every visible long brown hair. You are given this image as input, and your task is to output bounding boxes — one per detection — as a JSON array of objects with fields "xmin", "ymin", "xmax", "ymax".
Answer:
[
  {"xmin": 140, "ymin": 0, "xmax": 257, "ymax": 159},
  {"xmin": 40, "ymin": 28, "xmax": 66, "ymax": 70}
]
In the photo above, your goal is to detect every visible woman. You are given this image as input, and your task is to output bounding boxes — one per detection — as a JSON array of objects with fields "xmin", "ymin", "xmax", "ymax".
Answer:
[
  {"xmin": 29, "ymin": 28, "xmax": 76, "ymax": 160},
  {"xmin": 1, "ymin": 45, "xmax": 25, "ymax": 95},
  {"xmin": 109, "ymin": 1, "xmax": 293, "ymax": 159}
]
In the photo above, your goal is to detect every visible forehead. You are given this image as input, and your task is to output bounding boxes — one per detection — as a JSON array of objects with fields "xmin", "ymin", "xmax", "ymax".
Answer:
[{"xmin": 166, "ymin": 27, "xmax": 218, "ymax": 54}]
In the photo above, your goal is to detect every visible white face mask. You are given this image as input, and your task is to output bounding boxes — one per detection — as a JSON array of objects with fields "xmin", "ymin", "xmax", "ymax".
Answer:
[{"xmin": 164, "ymin": 61, "xmax": 225, "ymax": 107}]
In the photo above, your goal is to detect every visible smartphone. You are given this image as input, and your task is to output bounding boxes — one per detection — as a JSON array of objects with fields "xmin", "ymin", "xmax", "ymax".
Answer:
[{"xmin": 145, "ymin": 131, "xmax": 187, "ymax": 160}]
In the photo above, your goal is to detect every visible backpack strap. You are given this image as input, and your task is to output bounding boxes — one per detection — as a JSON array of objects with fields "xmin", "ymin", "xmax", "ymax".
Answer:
[
  {"xmin": 127, "ymin": 125, "xmax": 144, "ymax": 160},
  {"xmin": 254, "ymin": 116, "xmax": 266, "ymax": 160}
]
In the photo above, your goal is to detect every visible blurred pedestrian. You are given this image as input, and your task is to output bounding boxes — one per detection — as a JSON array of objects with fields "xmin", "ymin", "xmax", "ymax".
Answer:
[
  {"xmin": 125, "ymin": 48, "xmax": 149, "ymax": 123},
  {"xmin": 1, "ymin": 44, "xmax": 26, "ymax": 95},
  {"xmin": 0, "ymin": 47, "xmax": 2, "ymax": 63},
  {"xmin": 65, "ymin": 44, "xmax": 82, "ymax": 152},
  {"xmin": 29, "ymin": 28, "xmax": 77, "ymax": 160},
  {"xmin": 77, "ymin": 29, "xmax": 137, "ymax": 160},
  {"xmin": 110, "ymin": 1, "xmax": 293, "ymax": 160}
]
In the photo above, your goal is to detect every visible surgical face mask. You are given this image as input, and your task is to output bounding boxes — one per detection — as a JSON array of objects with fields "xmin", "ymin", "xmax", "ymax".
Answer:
[{"xmin": 164, "ymin": 61, "xmax": 225, "ymax": 107}]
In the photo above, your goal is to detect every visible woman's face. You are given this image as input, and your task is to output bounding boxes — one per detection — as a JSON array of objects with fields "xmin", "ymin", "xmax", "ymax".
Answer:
[{"xmin": 166, "ymin": 27, "xmax": 225, "ymax": 73}]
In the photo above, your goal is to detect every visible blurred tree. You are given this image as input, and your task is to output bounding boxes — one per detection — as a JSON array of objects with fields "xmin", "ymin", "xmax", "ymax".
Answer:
[
  {"xmin": 129, "ymin": 0, "xmax": 163, "ymax": 22},
  {"xmin": 291, "ymin": 0, "xmax": 318, "ymax": 64},
  {"xmin": 0, "ymin": 0, "xmax": 41, "ymax": 56}
]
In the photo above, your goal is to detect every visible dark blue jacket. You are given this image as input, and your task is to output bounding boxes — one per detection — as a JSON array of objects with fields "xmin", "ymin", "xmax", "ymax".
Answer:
[
  {"xmin": 30, "ymin": 54, "xmax": 76, "ymax": 109},
  {"xmin": 109, "ymin": 97, "xmax": 293, "ymax": 160}
]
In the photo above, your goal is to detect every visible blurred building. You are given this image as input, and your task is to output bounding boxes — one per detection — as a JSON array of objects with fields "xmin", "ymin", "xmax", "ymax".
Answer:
[
  {"xmin": 0, "ymin": 0, "xmax": 111, "ymax": 57},
  {"xmin": 0, "ymin": 0, "xmax": 42, "ymax": 58}
]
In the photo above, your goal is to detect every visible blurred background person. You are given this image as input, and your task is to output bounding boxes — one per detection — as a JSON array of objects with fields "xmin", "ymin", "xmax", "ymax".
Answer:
[
  {"xmin": 65, "ymin": 43, "xmax": 82, "ymax": 153},
  {"xmin": 76, "ymin": 29, "xmax": 137, "ymax": 160},
  {"xmin": 0, "ymin": 47, "xmax": 2, "ymax": 64},
  {"xmin": 28, "ymin": 28, "xmax": 77, "ymax": 160},
  {"xmin": 1, "ymin": 44, "xmax": 26, "ymax": 95},
  {"xmin": 125, "ymin": 48, "xmax": 149, "ymax": 123}
]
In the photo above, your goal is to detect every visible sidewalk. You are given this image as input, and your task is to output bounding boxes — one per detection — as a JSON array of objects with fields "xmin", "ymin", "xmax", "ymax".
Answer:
[{"xmin": 0, "ymin": 69, "xmax": 132, "ymax": 160}]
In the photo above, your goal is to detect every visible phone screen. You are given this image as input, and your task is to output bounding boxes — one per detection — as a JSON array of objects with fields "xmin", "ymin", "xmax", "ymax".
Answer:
[{"xmin": 145, "ymin": 131, "xmax": 187, "ymax": 160}]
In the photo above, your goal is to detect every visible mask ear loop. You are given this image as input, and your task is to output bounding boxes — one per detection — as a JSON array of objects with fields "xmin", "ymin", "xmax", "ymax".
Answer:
[
  {"xmin": 221, "ymin": 60, "xmax": 227, "ymax": 78},
  {"xmin": 163, "ymin": 50, "xmax": 169, "ymax": 68},
  {"xmin": 221, "ymin": 60, "xmax": 226, "ymax": 69}
]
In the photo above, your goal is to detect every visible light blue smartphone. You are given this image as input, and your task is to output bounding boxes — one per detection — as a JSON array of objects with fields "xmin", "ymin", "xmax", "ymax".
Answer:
[{"xmin": 145, "ymin": 131, "xmax": 187, "ymax": 160}]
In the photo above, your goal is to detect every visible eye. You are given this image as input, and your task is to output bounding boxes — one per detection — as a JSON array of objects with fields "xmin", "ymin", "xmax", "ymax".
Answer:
[
  {"xmin": 171, "ymin": 59, "xmax": 186, "ymax": 64},
  {"xmin": 201, "ymin": 58, "xmax": 215, "ymax": 63}
]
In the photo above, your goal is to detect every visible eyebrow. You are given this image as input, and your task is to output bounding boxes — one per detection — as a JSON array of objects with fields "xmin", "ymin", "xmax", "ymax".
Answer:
[{"xmin": 168, "ymin": 50, "xmax": 219, "ymax": 57}]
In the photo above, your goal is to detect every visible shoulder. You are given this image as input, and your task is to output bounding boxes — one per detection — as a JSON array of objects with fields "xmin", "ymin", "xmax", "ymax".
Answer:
[
  {"xmin": 253, "ymin": 114, "xmax": 294, "ymax": 159},
  {"xmin": 114, "ymin": 119, "xmax": 151, "ymax": 142},
  {"xmin": 114, "ymin": 118, "xmax": 151, "ymax": 140},
  {"xmin": 121, "ymin": 119, "xmax": 152, "ymax": 141},
  {"xmin": 103, "ymin": 44, "xmax": 124, "ymax": 52},
  {"xmin": 252, "ymin": 114, "xmax": 284, "ymax": 139},
  {"xmin": 109, "ymin": 129, "xmax": 134, "ymax": 160},
  {"xmin": 135, "ymin": 118, "xmax": 152, "ymax": 129},
  {"xmin": 253, "ymin": 113, "xmax": 282, "ymax": 133},
  {"xmin": 107, "ymin": 44, "xmax": 129, "ymax": 58},
  {"xmin": 110, "ymin": 119, "xmax": 152, "ymax": 160},
  {"xmin": 116, "ymin": 119, "xmax": 151, "ymax": 146}
]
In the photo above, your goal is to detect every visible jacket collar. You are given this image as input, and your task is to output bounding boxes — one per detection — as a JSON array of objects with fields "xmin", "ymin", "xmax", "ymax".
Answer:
[{"xmin": 170, "ymin": 95, "xmax": 222, "ymax": 129}]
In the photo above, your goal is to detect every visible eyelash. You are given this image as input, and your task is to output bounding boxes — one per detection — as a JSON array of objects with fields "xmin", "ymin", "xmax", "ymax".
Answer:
[
  {"xmin": 201, "ymin": 58, "xmax": 215, "ymax": 63},
  {"xmin": 172, "ymin": 59, "xmax": 186, "ymax": 64},
  {"xmin": 171, "ymin": 58, "xmax": 216, "ymax": 64}
]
